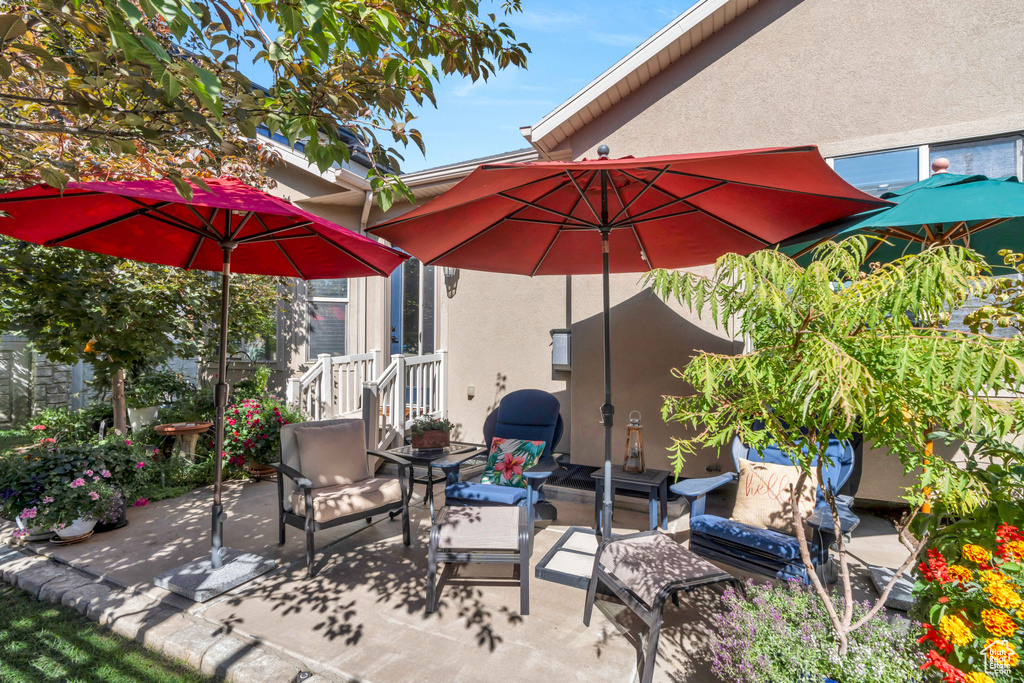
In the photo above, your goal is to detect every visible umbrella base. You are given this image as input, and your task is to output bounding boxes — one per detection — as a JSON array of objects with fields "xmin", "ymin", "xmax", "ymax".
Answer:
[{"xmin": 155, "ymin": 548, "xmax": 275, "ymax": 603}]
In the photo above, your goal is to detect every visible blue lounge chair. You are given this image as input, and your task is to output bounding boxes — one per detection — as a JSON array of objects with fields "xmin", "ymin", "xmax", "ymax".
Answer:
[
  {"xmin": 437, "ymin": 389, "xmax": 563, "ymax": 522},
  {"xmin": 671, "ymin": 427, "xmax": 858, "ymax": 583}
]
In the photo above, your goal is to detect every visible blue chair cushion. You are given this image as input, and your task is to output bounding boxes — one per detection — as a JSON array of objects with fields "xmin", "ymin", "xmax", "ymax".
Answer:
[
  {"xmin": 445, "ymin": 482, "xmax": 540, "ymax": 506},
  {"xmin": 689, "ymin": 514, "xmax": 805, "ymax": 563}
]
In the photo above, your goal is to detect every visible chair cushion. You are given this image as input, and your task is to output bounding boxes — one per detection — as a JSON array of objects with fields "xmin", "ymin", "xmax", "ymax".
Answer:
[
  {"xmin": 291, "ymin": 477, "xmax": 402, "ymax": 523},
  {"xmin": 445, "ymin": 482, "xmax": 540, "ymax": 506},
  {"xmin": 293, "ymin": 420, "xmax": 369, "ymax": 488},
  {"xmin": 433, "ymin": 505, "xmax": 523, "ymax": 551},
  {"xmin": 731, "ymin": 459, "xmax": 816, "ymax": 535},
  {"xmin": 690, "ymin": 515, "xmax": 804, "ymax": 563},
  {"xmin": 480, "ymin": 438, "xmax": 545, "ymax": 488}
]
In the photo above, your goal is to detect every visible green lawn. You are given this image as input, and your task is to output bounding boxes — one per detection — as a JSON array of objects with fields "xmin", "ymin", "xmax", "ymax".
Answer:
[{"xmin": 0, "ymin": 583, "xmax": 209, "ymax": 683}]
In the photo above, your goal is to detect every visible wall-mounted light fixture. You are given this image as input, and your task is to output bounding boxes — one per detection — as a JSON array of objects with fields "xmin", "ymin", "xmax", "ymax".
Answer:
[{"xmin": 443, "ymin": 266, "xmax": 460, "ymax": 298}]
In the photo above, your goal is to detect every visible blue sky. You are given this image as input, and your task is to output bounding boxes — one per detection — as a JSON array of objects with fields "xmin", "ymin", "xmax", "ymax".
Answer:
[{"xmin": 402, "ymin": 1, "xmax": 694, "ymax": 171}]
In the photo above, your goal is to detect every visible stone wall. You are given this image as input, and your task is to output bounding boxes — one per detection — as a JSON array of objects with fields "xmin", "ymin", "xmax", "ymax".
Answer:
[{"xmin": 31, "ymin": 357, "xmax": 73, "ymax": 415}]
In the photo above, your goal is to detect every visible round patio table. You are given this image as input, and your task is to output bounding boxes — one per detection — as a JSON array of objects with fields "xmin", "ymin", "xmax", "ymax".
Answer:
[{"xmin": 155, "ymin": 422, "xmax": 213, "ymax": 458}]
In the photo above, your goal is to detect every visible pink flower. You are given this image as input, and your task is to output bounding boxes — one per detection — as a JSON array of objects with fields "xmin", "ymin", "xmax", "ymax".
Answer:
[
  {"xmin": 133, "ymin": 498, "xmax": 149, "ymax": 507},
  {"xmin": 136, "ymin": 462, "xmax": 145, "ymax": 469},
  {"xmin": 31, "ymin": 424, "xmax": 46, "ymax": 431},
  {"xmin": 85, "ymin": 469, "xmax": 93, "ymax": 476},
  {"xmin": 124, "ymin": 439, "xmax": 132, "ymax": 446},
  {"xmin": 42, "ymin": 496, "xmax": 53, "ymax": 504},
  {"xmin": 93, "ymin": 476, "xmax": 100, "ymax": 482},
  {"xmin": 89, "ymin": 491, "xmax": 100, "ymax": 500},
  {"xmin": 70, "ymin": 478, "xmax": 85, "ymax": 488},
  {"xmin": 100, "ymin": 470, "xmax": 111, "ymax": 478},
  {"xmin": 152, "ymin": 448, "xmax": 159, "ymax": 456},
  {"xmin": 53, "ymin": 522, "xmax": 65, "ymax": 531},
  {"xmin": 41, "ymin": 437, "xmax": 55, "ymax": 444},
  {"xmin": 12, "ymin": 528, "xmax": 28, "ymax": 539},
  {"xmin": 227, "ymin": 418, "xmax": 236, "ymax": 426},
  {"xmin": 494, "ymin": 453, "xmax": 526, "ymax": 481},
  {"xmin": 19, "ymin": 507, "xmax": 37, "ymax": 519}
]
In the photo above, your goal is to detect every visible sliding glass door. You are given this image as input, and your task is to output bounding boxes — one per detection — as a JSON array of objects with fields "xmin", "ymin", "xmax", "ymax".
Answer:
[{"xmin": 390, "ymin": 258, "xmax": 435, "ymax": 356}]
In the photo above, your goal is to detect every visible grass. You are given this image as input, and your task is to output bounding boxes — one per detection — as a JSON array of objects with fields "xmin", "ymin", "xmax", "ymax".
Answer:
[{"xmin": 0, "ymin": 583, "xmax": 210, "ymax": 683}]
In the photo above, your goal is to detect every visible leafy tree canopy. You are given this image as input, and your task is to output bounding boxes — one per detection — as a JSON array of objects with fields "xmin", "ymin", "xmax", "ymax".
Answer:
[{"xmin": 0, "ymin": 0, "xmax": 528, "ymax": 207}]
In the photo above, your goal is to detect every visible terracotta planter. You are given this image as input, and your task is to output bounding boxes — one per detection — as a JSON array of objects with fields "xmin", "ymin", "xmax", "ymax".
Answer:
[
  {"xmin": 411, "ymin": 430, "xmax": 450, "ymax": 450},
  {"xmin": 55, "ymin": 518, "xmax": 97, "ymax": 539}
]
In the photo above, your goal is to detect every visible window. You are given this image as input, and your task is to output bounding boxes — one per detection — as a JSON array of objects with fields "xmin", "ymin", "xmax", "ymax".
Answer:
[
  {"xmin": 390, "ymin": 259, "xmax": 436, "ymax": 356},
  {"xmin": 308, "ymin": 279, "xmax": 348, "ymax": 359},
  {"xmin": 832, "ymin": 148, "xmax": 920, "ymax": 196},
  {"xmin": 931, "ymin": 137, "xmax": 1018, "ymax": 178}
]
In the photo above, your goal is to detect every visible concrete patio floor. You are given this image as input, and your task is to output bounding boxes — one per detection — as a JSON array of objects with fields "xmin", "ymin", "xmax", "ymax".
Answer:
[{"xmin": 0, "ymin": 476, "xmax": 912, "ymax": 682}]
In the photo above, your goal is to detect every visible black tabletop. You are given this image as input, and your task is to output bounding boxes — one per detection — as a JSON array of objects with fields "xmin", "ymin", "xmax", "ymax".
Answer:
[
  {"xmin": 386, "ymin": 441, "xmax": 485, "ymax": 464},
  {"xmin": 591, "ymin": 464, "xmax": 670, "ymax": 486}
]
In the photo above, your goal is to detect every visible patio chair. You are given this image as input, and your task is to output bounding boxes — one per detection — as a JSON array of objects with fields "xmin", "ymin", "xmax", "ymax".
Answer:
[
  {"xmin": 671, "ymin": 426, "xmax": 858, "ymax": 584},
  {"xmin": 270, "ymin": 418, "xmax": 412, "ymax": 578},
  {"xmin": 436, "ymin": 389, "xmax": 563, "ymax": 522}
]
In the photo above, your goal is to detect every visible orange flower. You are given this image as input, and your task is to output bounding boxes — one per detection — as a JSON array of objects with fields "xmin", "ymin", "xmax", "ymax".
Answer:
[
  {"xmin": 948, "ymin": 565, "xmax": 973, "ymax": 584},
  {"xmin": 963, "ymin": 544, "xmax": 992, "ymax": 564},
  {"xmin": 981, "ymin": 609, "xmax": 1018, "ymax": 638},
  {"xmin": 986, "ymin": 583, "xmax": 1022, "ymax": 611},
  {"xmin": 979, "ymin": 570, "xmax": 1009, "ymax": 586},
  {"xmin": 1001, "ymin": 539, "xmax": 1024, "ymax": 562},
  {"xmin": 964, "ymin": 672, "xmax": 995, "ymax": 683},
  {"xmin": 984, "ymin": 639, "xmax": 1019, "ymax": 668},
  {"xmin": 84, "ymin": 339, "xmax": 97, "ymax": 354},
  {"xmin": 938, "ymin": 614, "xmax": 974, "ymax": 646}
]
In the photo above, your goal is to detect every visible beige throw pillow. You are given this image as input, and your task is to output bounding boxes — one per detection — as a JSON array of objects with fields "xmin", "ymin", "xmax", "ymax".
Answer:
[
  {"xmin": 730, "ymin": 460, "xmax": 817, "ymax": 535},
  {"xmin": 293, "ymin": 420, "xmax": 370, "ymax": 489}
]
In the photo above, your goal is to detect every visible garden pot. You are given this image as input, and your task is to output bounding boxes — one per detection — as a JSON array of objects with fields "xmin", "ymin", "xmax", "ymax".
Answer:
[
  {"xmin": 55, "ymin": 518, "xmax": 97, "ymax": 539},
  {"xmin": 411, "ymin": 430, "xmax": 450, "ymax": 450},
  {"xmin": 15, "ymin": 517, "xmax": 55, "ymax": 541},
  {"xmin": 128, "ymin": 405, "xmax": 160, "ymax": 431},
  {"xmin": 95, "ymin": 494, "xmax": 128, "ymax": 533}
]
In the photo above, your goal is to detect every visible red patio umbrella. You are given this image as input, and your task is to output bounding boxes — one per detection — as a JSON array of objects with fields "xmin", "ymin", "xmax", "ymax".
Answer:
[
  {"xmin": 369, "ymin": 145, "xmax": 888, "ymax": 539},
  {"xmin": 0, "ymin": 178, "xmax": 407, "ymax": 575}
]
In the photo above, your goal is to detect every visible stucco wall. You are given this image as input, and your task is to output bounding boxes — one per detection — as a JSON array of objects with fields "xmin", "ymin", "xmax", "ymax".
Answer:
[{"xmin": 569, "ymin": 0, "xmax": 1024, "ymax": 161}]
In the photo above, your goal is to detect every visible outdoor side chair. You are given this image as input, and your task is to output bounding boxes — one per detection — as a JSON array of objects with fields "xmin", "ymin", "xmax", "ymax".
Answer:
[
  {"xmin": 270, "ymin": 418, "xmax": 411, "ymax": 578},
  {"xmin": 426, "ymin": 466, "xmax": 550, "ymax": 615},
  {"xmin": 583, "ymin": 531, "xmax": 741, "ymax": 683},
  {"xmin": 672, "ymin": 424, "xmax": 859, "ymax": 584},
  {"xmin": 436, "ymin": 389, "xmax": 563, "ymax": 523}
]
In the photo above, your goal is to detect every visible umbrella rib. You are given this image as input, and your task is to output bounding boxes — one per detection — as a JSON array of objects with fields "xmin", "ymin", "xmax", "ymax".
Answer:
[
  {"xmin": 503, "ymin": 216, "xmax": 593, "ymax": 228},
  {"xmin": 45, "ymin": 201, "xmax": 175, "ymax": 246},
  {"xmin": 563, "ymin": 171, "xmax": 602, "ymax": 224},
  {"xmin": 229, "ymin": 211, "xmax": 255, "ymax": 240},
  {"xmin": 495, "ymin": 190, "xmax": 600, "ymax": 227},
  {"xmin": 314, "ymin": 234, "xmax": 388, "ymax": 276},
  {"xmin": 607, "ymin": 176, "xmax": 652, "ymax": 268},
  {"xmin": 0, "ymin": 190, "xmax": 105, "ymax": 204},
  {"xmin": 529, "ymin": 172, "xmax": 597, "ymax": 277},
  {"xmin": 619, "ymin": 172, "xmax": 771, "ymax": 246},
  {"xmin": 242, "ymin": 232, "xmax": 319, "ymax": 244},
  {"xmin": 654, "ymin": 168, "xmax": 888, "ymax": 207},
  {"xmin": 274, "ymin": 240, "xmax": 306, "ymax": 279},
  {"xmin": 608, "ymin": 167, "xmax": 669, "ymax": 224},
  {"xmin": 185, "ymin": 205, "xmax": 222, "ymax": 236},
  {"xmin": 184, "ymin": 234, "xmax": 205, "ymax": 270},
  {"xmin": 427, "ymin": 177, "xmax": 580, "ymax": 265},
  {"xmin": 234, "ymin": 221, "xmax": 314, "ymax": 244},
  {"xmin": 609, "ymin": 178, "xmax": 726, "ymax": 226},
  {"xmin": 119, "ymin": 198, "xmax": 224, "ymax": 241}
]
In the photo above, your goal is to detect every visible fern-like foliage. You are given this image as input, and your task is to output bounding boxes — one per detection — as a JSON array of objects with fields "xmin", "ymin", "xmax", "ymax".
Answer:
[{"xmin": 647, "ymin": 237, "xmax": 1024, "ymax": 489}]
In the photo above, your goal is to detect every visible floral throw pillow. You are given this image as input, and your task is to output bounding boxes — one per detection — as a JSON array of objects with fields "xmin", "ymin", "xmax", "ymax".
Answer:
[{"xmin": 480, "ymin": 437, "xmax": 545, "ymax": 488}]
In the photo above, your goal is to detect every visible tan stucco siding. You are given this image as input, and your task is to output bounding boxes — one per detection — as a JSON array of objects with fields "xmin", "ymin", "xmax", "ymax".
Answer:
[{"xmin": 569, "ymin": 0, "xmax": 1024, "ymax": 161}]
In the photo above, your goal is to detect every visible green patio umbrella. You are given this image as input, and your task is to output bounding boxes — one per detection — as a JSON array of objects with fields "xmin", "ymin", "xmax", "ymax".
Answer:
[{"xmin": 781, "ymin": 169, "xmax": 1024, "ymax": 265}]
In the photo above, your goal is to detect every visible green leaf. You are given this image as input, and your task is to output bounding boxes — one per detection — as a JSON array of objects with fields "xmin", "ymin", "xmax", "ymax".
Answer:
[{"xmin": 0, "ymin": 14, "xmax": 28, "ymax": 43}]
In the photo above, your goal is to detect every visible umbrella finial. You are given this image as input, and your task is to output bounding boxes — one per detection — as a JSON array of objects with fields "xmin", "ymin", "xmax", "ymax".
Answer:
[
  {"xmin": 597, "ymin": 144, "xmax": 610, "ymax": 160},
  {"xmin": 931, "ymin": 157, "xmax": 950, "ymax": 175}
]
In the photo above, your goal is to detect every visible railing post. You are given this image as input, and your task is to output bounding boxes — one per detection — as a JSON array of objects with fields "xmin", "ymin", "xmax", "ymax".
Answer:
[
  {"xmin": 287, "ymin": 378, "xmax": 301, "ymax": 406},
  {"xmin": 394, "ymin": 354, "xmax": 406, "ymax": 433},
  {"xmin": 318, "ymin": 353, "xmax": 332, "ymax": 419},
  {"xmin": 438, "ymin": 350, "xmax": 448, "ymax": 418},
  {"xmin": 372, "ymin": 349, "xmax": 382, "ymax": 379},
  {"xmin": 362, "ymin": 382, "xmax": 379, "ymax": 449}
]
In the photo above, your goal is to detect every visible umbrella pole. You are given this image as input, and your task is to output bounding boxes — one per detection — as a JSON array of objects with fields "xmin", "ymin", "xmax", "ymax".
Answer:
[
  {"xmin": 599, "ymin": 165, "xmax": 614, "ymax": 540},
  {"xmin": 211, "ymin": 242, "xmax": 237, "ymax": 569}
]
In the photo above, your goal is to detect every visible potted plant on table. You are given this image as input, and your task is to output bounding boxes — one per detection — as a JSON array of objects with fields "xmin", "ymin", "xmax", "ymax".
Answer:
[{"xmin": 410, "ymin": 417, "xmax": 453, "ymax": 450}]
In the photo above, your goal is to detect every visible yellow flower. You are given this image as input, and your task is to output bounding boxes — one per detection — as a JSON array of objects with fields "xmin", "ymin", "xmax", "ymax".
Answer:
[
  {"xmin": 1002, "ymin": 539, "xmax": 1024, "ymax": 562},
  {"xmin": 949, "ymin": 565, "xmax": 974, "ymax": 583},
  {"xmin": 986, "ymin": 583, "xmax": 1023, "ymax": 611},
  {"xmin": 984, "ymin": 639, "xmax": 1019, "ymax": 668},
  {"xmin": 981, "ymin": 609, "xmax": 1018, "ymax": 638},
  {"xmin": 979, "ymin": 570, "xmax": 1009, "ymax": 586},
  {"xmin": 939, "ymin": 614, "xmax": 974, "ymax": 646},
  {"xmin": 963, "ymin": 544, "xmax": 992, "ymax": 564},
  {"xmin": 964, "ymin": 673, "xmax": 995, "ymax": 683}
]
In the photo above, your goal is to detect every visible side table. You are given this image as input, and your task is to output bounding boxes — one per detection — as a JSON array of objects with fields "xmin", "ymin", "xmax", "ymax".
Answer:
[{"xmin": 592, "ymin": 466, "xmax": 670, "ymax": 531}]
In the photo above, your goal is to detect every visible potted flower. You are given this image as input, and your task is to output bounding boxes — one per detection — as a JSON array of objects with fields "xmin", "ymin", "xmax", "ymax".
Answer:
[
  {"xmin": 1, "ymin": 457, "xmax": 52, "ymax": 541},
  {"xmin": 36, "ymin": 473, "xmax": 114, "ymax": 539},
  {"xmin": 224, "ymin": 397, "xmax": 304, "ymax": 476},
  {"xmin": 410, "ymin": 417, "xmax": 454, "ymax": 450}
]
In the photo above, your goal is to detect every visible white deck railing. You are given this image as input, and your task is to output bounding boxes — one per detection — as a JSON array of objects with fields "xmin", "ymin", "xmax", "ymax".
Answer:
[{"xmin": 288, "ymin": 350, "xmax": 447, "ymax": 451}]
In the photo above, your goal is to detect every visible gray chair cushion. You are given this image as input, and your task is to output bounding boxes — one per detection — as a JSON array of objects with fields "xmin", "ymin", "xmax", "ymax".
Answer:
[
  {"xmin": 293, "ymin": 419, "xmax": 370, "ymax": 488},
  {"xmin": 291, "ymin": 478, "xmax": 402, "ymax": 523},
  {"xmin": 434, "ymin": 505, "xmax": 522, "ymax": 551}
]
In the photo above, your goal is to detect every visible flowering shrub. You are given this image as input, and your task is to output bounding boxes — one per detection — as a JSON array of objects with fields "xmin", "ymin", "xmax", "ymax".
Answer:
[
  {"xmin": 29, "ymin": 475, "xmax": 114, "ymax": 533},
  {"xmin": 707, "ymin": 579, "xmax": 923, "ymax": 683},
  {"xmin": 914, "ymin": 522, "xmax": 1024, "ymax": 683},
  {"xmin": 223, "ymin": 397, "xmax": 304, "ymax": 467}
]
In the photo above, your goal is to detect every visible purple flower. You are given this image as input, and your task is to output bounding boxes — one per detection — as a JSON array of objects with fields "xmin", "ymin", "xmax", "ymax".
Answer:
[
  {"xmin": 100, "ymin": 470, "xmax": 111, "ymax": 478},
  {"xmin": 19, "ymin": 507, "xmax": 37, "ymax": 519},
  {"xmin": 42, "ymin": 496, "xmax": 53, "ymax": 504}
]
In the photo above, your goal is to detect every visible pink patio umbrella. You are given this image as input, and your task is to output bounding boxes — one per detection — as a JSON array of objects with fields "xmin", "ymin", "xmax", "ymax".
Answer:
[
  {"xmin": 0, "ymin": 178, "xmax": 407, "ymax": 583},
  {"xmin": 369, "ymin": 145, "xmax": 888, "ymax": 539}
]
